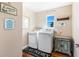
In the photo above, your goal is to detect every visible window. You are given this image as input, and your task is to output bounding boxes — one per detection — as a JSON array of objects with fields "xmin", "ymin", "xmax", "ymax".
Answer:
[
  {"xmin": 47, "ymin": 16, "xmax": 55, "ymax": 27},
  {"xmin": 22, "ymin": 16, "xmax": 29, "ymax": 29}
]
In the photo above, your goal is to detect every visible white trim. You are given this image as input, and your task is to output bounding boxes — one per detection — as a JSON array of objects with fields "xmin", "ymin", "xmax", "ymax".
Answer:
[{"xmin": 22, "ymin": 45, "xmax": 28, "ymax": 50}]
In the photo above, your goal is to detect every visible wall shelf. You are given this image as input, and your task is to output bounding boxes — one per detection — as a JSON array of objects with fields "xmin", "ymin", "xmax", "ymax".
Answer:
[{"xmin": 57, "ymin": 17, "xmax": 69, "ymax": 21}]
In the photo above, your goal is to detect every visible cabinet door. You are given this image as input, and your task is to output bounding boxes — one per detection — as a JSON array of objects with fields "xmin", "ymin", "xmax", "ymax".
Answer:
[
  {"xmin": 55, "ymin": 39, "xmax": 61, "ymax": 52},
  {"xmin": 62, "ymin": 41, "xmax": 68, "ymax": 52},
  {"xmin": 63, "ymin": 41, "xmax": 71, "ymax": 55}
]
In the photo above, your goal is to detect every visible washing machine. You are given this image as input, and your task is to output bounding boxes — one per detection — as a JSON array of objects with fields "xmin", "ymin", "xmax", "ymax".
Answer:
[
  {"xmin": 28, "ymin": 32, "xmax": 38, "ymax": 49},
  {"xmin": 38, "ymin": 32, "xmax": 54, "ymax": 53}
]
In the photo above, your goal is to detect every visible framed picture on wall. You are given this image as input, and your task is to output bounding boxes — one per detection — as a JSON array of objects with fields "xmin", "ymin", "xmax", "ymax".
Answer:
[
  {"xmin": 0, "ymin": 3, "xmax": 17, "ymax": 16},
  {"xmin": 5, "ymin": 18, "xmax": 14, "ymax": 30}
]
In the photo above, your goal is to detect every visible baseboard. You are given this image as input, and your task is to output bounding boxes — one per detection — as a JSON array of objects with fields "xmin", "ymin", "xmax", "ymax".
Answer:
[{"xmin": 22, "ymin": 45, "xmax": 28, "ymax": 50}]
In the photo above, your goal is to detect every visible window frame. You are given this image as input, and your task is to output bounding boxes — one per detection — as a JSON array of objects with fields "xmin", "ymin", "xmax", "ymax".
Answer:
[
  {"xmin": 46, "ymin": 15, "xmax": 57, "ymax": 28},
  {"xmin": 22, "ymin": 16, "xmax": 30, "ymax": 29}
]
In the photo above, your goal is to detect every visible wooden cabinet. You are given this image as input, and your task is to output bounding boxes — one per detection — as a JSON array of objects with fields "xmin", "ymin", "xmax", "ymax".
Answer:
[{"xmin": 54, "ymin": 36, "xmax": 74, "ymax": 56}]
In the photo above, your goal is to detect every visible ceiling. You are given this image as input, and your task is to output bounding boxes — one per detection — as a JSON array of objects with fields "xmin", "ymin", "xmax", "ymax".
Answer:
[{"xmin": 23, "ymin": 2, "xmax": 72, "ymax": 12}]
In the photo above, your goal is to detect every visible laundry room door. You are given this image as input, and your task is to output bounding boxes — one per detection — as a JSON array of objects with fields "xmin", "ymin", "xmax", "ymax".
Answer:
[{"xmin": 72, "ymin": 3, "xmax": 79, "ymax": 57}]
